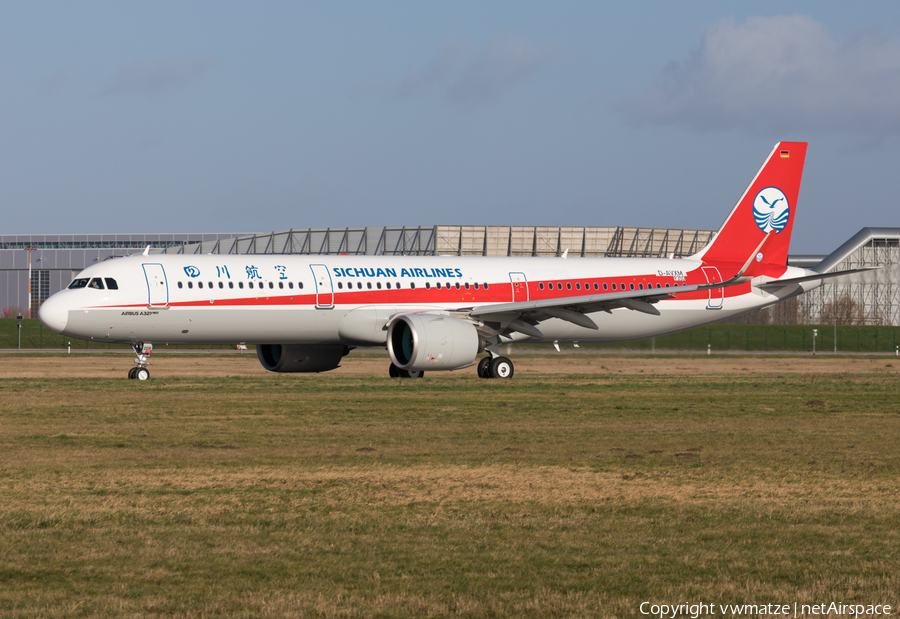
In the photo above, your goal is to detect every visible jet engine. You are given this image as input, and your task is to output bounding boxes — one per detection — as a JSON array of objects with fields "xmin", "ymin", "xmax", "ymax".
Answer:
[
  {"xmin": 387, "ymin": 314, "xmax": 482, "ymax": 371},
  {"xmin": 256, "ymin": 344, "xmax": 350, "ymax": 373}
]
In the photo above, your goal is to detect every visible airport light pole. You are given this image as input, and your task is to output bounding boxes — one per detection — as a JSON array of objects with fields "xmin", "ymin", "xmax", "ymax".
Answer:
[
  {"xmin": 812, "ymin": 329, "xmax": 818, "ymax": 355},
  {"xmin": 26, "ymin": 246, "xmax": 36, "ymax": 318},
  {"xmin": 16, "ymin": 313, "xmax": 23, "ymax": 352}
]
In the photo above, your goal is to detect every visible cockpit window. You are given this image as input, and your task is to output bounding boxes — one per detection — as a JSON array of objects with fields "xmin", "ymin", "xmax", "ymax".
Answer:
[
  {"xmin": 88, "ymin": 278, "xmax": 105, "ymax": 290},
  {"xmin": 104, "ymin": 278, "xmax": 118, "ymax": 290},
  {"xmin": 68, "ymin": 278, "xmax": 90, "ymax": 289}
]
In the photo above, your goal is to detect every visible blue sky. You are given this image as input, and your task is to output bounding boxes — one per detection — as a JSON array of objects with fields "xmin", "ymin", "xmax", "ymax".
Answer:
[{"xmin": 2, "ymin": 2, "xmax": 900, "ymax": 254}]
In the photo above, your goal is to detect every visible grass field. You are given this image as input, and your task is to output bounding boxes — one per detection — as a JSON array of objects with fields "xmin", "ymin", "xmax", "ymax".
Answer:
[{"xmin": 1, "ymin": 354, "xmax": 899, "ymax": 617}]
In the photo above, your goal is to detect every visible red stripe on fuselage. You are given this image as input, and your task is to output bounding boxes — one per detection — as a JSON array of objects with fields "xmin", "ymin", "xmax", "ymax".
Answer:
[{"xmin": 85, "ymin": 263, "xmax": 771, "ymax": 310}]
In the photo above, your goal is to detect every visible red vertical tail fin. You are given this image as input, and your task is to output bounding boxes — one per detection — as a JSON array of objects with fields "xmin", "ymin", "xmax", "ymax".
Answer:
[{"xmin": 696, "ymin": 142, "xmax": 807, "ymax": 269}]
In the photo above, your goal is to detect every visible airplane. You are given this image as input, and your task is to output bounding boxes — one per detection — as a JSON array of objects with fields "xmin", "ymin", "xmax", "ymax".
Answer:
[{"xmin": 38, "ymin": 142, "xmax": 868, "ymax": 381}]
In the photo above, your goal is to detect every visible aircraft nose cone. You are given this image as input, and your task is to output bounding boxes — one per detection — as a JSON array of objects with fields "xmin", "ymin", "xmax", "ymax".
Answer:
[{"xmin": 38, "ymin": 294, "xmax": 69, "ymax": 334}]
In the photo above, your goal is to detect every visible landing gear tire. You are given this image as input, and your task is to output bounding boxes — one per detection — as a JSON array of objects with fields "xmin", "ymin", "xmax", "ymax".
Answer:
[
  {"xmin": 135, "ymin": 367, "xmax": 150, "ymax": 381},
  {"xmin": 390, "ymin": 364, "xmax": 424, "ymax": 378},
  {"xmin": 128, "ymin": 367, "xmax": 137, "ymax": 379},
  {"xmin": 477, "ymin": 357, "xmax": 492, "ymax": 379},
  {"xmin": 489, "ymin": 356, "xmax": 514, "ymax": 379}
]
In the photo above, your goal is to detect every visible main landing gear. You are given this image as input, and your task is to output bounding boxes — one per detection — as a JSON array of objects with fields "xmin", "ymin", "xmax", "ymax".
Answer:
[
  {"xmin": 477, "ymin": 356, "xmax": 514, "ymax": 379},
  {"xmin": 388, "ymin": 363, "xmax": 424, "ymax": 379},
  {"xmin": 128, "ymin": 343, "xmax": 152, "ymax": 380}
]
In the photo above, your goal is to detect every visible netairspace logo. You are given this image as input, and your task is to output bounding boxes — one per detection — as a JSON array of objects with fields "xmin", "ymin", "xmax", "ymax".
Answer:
[{"xmin": 639, "ymin": 601, "xmax": 892, "ymax": 618}]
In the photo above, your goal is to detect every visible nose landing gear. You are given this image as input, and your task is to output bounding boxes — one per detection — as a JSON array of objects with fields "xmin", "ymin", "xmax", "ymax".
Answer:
[{"xmin": 128, "ymin": 343, "xmax": 152, "ymax": 380}]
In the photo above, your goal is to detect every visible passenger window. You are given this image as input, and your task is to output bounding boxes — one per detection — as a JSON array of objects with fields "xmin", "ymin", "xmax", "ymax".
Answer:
[
  {"xmin": 88, "ymin": 278, "xmax": 104, "ymax": 290},
  {"xmin": 338, "ymin": 282, "xmax": 343, "ymax": 289},
  {"xmin": 229, "ymin": 282, "xmax": 234, "ymax": 289},
  {"xmin": 435, "ymin": 282, "xmax": 441, "ymax": 289},
  {"xmin": 178, "ymin": 282, "xmax": 183, "ymax": 289},
  {"xmin": 594, "ymin": 283, "xmax": 599, "ymax": 290},
  {"xmin": 269, "ymin": 282, "xmax": 274, "ymax": 289},
  {"xmin": 278, "ymin": 282, "xmax": 283, "ymax": 289},
  {"xmin": 104, "ymin": 278, "xmax": 118, "ymax": 290},
  {"xmin": 248, "ymin": 282, "xmax": 253, "ymax": 289},
  {"xmin": 238, "ymin": 282, "xmax": 244, "ymax": 289},
  {"xmin": 188, "ymin": 282, "xmax": 193, "ymax": 289},
  {"xmin": 575, "ymin": 283, "xmax": 581, "ymax": 290},
  {"xmin": 603, "ymin": 283, "xmax": 608, "ymax": 290},
  {"xmin": 368, "ymin": 282, "xmax": 373, "ymax": 289},
  {"xmin": 357, "ymin": 282, "xmax": 362, "ymax": 289},
  {"xmin": 199, "ymin": 282, "xmax": 204, "ymax": 289},
  {"xmin": 425, "ymin": 282, "xmax": 431, "ymax": 290},
  {"xmin": 665, "ymin": 283, "xmax": 670, "ymax": 287},
  {"xmin": 630, "ymin": 283, "xmax": 635, "ymax": 290},
  {"xmin": 557, "ymin": 283, "xmax": 563, "ymax": 290},
  {"xmin": 410, "ymin": 282, "xmax": 416, "ymax": 289},
  {"xmin": 219, "ymin": 282, "xmax": 224, "ymax": 289},
  {"xmin": 299, "ymin": 282, "xmax": 303, "ymax": 289},
  {"xmin": 377, "ymin": 282, "xmax": 382, "ymax": 289},
  {"xmin": 208, "ymin": 282, "xmax": 213, "ymax": 289},
  {"xmin": 639, "ymin": 284, "xmax": 643, "ymax": 290},
  {"xmin": 455, "ymin": 283, "xmax": 460, "ymax": 289},
  {"xmin": 566, "ymin": 283, "xmax": 572, "ymax": 290},
  {"xmin": 612, "ymin": 283, "xmax": 617, "ymax": 290},
  {"xmin": 484, "ymin": 283, "xmax": 489, "ymax": 289},
  {"xmin": 539, "ymin": 283, "xmax": 544, "ymax": 290},
  {"xmin": 473, "ymin": 282, "xmax": 478, "ymax": 290},
  {"xmin": 386, "ymin": 282, "xmax": 392, "ymax": 289},
  {"xmin": 396, "ymin": 282, "xmax": 401, "ymax": 288},
  {"xmin": 465, "ymin": 283, "xmax": 470, "ymax": 289}
]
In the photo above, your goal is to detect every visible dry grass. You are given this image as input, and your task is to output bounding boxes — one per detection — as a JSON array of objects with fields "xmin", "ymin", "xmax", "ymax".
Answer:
[{"xmin": 1, "ymin": 353, "xmax": 899, "ymax": 617}]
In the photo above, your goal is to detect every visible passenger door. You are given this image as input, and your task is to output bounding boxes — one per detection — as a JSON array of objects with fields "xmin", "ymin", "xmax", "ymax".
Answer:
[
  {"xmin": 142, "ymin": 263, "xmax": 169, "ymax": 308},
  {"xmin": 310, "ymin": 264, "xmax": 334, "ymax": 308},
  {"xmin": 702, "ymin": 266, "xmax": 724, "ymax": 309}
]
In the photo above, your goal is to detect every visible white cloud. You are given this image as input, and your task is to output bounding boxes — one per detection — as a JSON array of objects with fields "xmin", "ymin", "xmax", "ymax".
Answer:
[
  {"xmin": 619, "ymin": 15, "xmax": 900, "ymax": 136},
  {"xmin": 101, "ymin": 56, "xmax": 217, "ymax": 96},
  {"xmin": 398, "ymin": 34, "xmax": 559, "ymax": 105}
]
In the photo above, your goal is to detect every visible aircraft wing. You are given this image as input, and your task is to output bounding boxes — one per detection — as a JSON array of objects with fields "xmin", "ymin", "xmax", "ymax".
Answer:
[
  {"xmin": 463, "ymin": 235, "xmax": 779, "ymax": 337},
  {"xmin": 463, "ymin": 277, "xmax": 750, "ymax": 338}
]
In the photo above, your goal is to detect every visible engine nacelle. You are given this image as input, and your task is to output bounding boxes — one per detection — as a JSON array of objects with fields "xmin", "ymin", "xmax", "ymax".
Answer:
[
  {"xmin": 387, "ymin": 314, "xmax": 482, "ymax": 371},
  {"xmin": 257, "ymin": 344, "xmax": 349, "ymax": 373}
]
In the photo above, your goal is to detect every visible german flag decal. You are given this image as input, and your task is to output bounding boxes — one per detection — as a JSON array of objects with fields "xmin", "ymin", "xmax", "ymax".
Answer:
[{"xmin": 780, "ymin": 150, "xmax": 790, "ymax": 158}]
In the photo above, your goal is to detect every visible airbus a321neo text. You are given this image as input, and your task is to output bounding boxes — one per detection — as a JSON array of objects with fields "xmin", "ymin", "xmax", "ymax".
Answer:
[{"xmin": 39, "ymin": 142, "xmax": 865, "ymax": 381}]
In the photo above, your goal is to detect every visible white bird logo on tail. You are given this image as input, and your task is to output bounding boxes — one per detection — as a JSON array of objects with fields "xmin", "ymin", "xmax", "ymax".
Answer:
[{"xmin": 752, "ymin": 187, "xmax": 790, "ymax": 234}]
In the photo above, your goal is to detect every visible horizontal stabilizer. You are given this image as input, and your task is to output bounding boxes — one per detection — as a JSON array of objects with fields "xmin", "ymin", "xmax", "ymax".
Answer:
[{"xmin": 756, "ymin": 267, "xmax": 880, "ymax": 290}]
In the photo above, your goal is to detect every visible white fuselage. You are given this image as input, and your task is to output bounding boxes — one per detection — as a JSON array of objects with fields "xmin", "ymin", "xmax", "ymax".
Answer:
[{"xmin": 38, "ymin": 253, "xmax": 819, "ymax": 347}]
